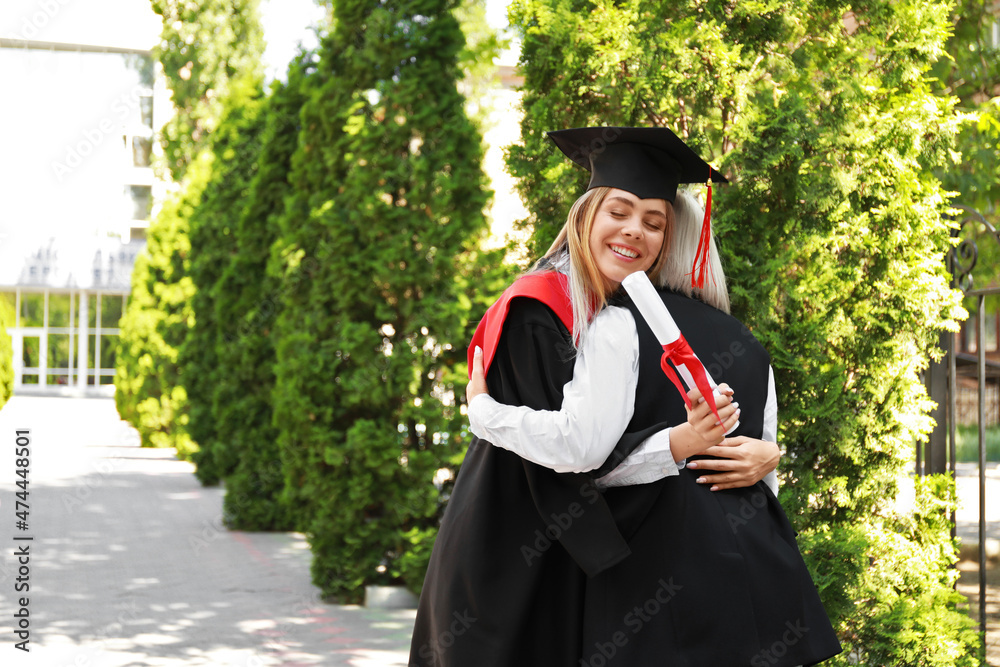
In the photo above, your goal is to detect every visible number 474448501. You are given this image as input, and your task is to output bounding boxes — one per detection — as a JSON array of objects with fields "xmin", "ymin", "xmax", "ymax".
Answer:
[{"xmin": 15, "ymin": 430, "xmax": 30, "ymax": 529}]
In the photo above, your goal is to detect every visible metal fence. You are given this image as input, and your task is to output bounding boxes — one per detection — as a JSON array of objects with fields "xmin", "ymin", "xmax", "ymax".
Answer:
[{"xmin": 923, "ymin": 204, "xmax": 999, "ymax": 657}]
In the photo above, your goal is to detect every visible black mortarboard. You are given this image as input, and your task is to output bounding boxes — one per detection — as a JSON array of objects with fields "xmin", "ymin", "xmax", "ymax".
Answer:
[{"xmin": 547, "ymin": 126, "xmax": 727, "ymax": 202}]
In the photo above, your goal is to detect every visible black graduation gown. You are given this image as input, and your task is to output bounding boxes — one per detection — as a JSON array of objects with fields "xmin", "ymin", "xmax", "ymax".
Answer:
[
  {"xmin": 409, "ymin": 295, "xmax": 632, "ymax": 667},
  {"xmin": 580, "ymin": 289, "xmax": 842, "ymax": 667}
]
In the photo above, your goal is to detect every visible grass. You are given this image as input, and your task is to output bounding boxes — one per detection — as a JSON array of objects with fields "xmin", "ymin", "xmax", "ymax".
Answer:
[{"xmin": 955, "ymin": 424, "xmax": 1000, "ymax": 463}]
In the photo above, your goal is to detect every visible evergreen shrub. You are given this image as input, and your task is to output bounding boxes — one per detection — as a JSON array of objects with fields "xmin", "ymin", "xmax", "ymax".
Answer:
[
  {"xmin": 507, "ymin": 0, "xmax": 980, "ymax": 661},
  {"xmin": 115, "ymin": 162, "xmax": 206, "ymax": 459},
  {"xmin": 210, "ymin": 58, "xmax": 315, "ymax": 530},
  {"xmin": 180, "ymin": 75, "xmax": 266, "ymax": 486},
  {"xmin": 270, "ymin": 0, "xmax": 496, "ymax": 601},
  {"xmin": 117, "ymin": 0, "xmax": 265, "ymax": 461}
]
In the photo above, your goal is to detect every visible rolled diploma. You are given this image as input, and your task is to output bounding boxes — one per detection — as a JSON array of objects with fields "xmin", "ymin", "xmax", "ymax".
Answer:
[{"xmin": 621, "ymin": 271, "xmax": 737, "ymax": 433}]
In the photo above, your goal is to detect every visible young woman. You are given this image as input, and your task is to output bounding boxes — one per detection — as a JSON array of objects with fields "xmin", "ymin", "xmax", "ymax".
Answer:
[
  {"xmin": 409, "ymin": 127, "xmax": 744, "ymax": 666},
  {"xmin": 459, "ymin": 131, "xmax": 842, "ymax": 665},
  {"xmin": 465, "ymin": 188, "xmax": 779, "ymax": 493}
]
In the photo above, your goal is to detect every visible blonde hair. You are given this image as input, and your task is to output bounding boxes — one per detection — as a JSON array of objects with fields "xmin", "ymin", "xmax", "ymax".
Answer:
[
  {"xmin": 657, "ymin": 189, "xmax": 730, "ymax": 313},
  {"xmin": 538, "ymin": 187, "xmax": 673, "ymax": 346}
]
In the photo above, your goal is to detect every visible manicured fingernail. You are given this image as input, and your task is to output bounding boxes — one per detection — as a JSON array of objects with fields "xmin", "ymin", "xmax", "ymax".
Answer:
[
  {"xmin": 475, "ymin": 346, "xmax": 482, "ymax": 356},
  {"xmin": 710, "ymin": 485, "xmax": 719, "ymax": 492},
  {"xmin": 687, "ymin": 461, "xmax": 699, "ymax": 469},
  {"xmin": 696, "ymin": 477, "xmax": 706, "ymax": 484},
  {"xmin": 732, "ymin": 402, "xmax": 739, "ymax": 408}
]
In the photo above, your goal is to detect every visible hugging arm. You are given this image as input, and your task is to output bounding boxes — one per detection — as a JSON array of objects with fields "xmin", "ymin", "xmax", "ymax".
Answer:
[
  {"xmin": 686, "ymin": 367, "xmax": 780, "ymax": 494},
  {"xmin": 468, "ymin": 306, "xmax": 641, "ymax": 473},
  {"xmin": 603, "ymin": 367, "xmax": 779, "ymax": 492},
  {"xmin": 467, "ymin": 306, "xmax": 739, "ymax": 481}
]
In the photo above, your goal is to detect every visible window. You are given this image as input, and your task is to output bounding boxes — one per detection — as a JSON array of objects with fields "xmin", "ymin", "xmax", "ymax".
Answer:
[
  {"xmin": 101, "ymin": 295, "xmax": 124, "ymax": 328},
  {"xmin": 126, "ymin": 185, "xmax": 152, "ymax": 221},
  {"xmin": 132, "ymin": 136, "xmax": 152, "ymax": 167},
  {"xmin": 49, "ymin": 293, "xmax": 72, "ymax": 327},
  {"xmin": 87, "ymin": 334, "xmax": 98, "ymax": 384},
  {"xmin": 139, "ymin": 95, "xmax": 153, "ymax": 129},
  {"xmin": 20, "ymin": 293, "xmax": 43, "ymax": 327},
  {"xmin": 99, "ymin": 334, "xmax": 119, "ymax": 383},
  {"xmin": 22, "ymin": 336, "xmax": 39, "ymax": 368},
  {"xmin": 48, "ymin": 334, "xmax": 71, "ymax": 369},
  {"xmin": 47, "ymin": 371, "xmax": 71, "ymax": 385}
]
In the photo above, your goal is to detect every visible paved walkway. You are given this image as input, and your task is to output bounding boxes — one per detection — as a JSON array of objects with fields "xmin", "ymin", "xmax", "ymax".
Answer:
[{"xmin": 0, "ymin": 396, "xmax": 415, "ymax": 666}]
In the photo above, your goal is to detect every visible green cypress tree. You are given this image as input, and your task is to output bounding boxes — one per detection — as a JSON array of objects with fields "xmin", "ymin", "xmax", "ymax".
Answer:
[
  {"xmin": 180, "ymin": 74, "xmax": 266, "ymax": 485},
  {"xmin": 117, "ymin": 0, "xmax": 265, "ymax": 461},
  {"xmin": 271, "ymin": 0, "xmax": 494, "ymax": 600},
  {"xmin": 115, "ymin": 164, "xmax": 203, "ymax": 458},
  {"xmin": 508, "ymin": 0, "xmax": 979, "ymax": 662},
  {"xmin": 211, "ymin": 56, "xmax": 315, "ymax": 530},
  {"xmin": 150, "ymin": 0, "xmax": 266, "ymax": 180}
]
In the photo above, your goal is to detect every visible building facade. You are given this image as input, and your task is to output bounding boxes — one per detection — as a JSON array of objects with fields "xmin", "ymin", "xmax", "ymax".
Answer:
[
  {"xmin": 0, "ymin": 237, "xmax": 143, "ymax": 395},
  {"xmin": 0, "ymin": 31, "xmax": 166, "ymax": 396}
]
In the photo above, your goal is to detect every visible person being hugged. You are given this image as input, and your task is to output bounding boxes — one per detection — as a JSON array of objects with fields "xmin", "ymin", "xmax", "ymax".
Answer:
[
  {"xmin": 459, "ymin": 127, "xmax": 842, "ymax": 666},
  {"xmin": 410, "ymin": 127, "xmax": 768, "ymax": 666}
]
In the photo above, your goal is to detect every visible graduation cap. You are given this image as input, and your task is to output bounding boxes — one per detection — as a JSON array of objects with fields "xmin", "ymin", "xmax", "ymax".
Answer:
[{"xmin": 547, "ymin": 126, "xmax": 728, "ymax": 288}]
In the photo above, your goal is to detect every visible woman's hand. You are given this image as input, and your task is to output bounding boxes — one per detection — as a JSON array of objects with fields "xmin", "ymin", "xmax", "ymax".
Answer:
[
  {"xmin": 466, "ymin": 346, "xmax": 489, "ymax": 404},
  {"xmin": 688, "ymin": 436, "xmax": 780, "ymax": 491},
  {"xmin": 685, "ymin": 384, "xmax": 739, "ymax": 447}
]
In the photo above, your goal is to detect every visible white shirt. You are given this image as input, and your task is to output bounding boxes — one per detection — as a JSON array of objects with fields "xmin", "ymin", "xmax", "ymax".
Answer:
[{"xmin": 469, "ymin": 305, "xmax": 779, "ymax": 493}]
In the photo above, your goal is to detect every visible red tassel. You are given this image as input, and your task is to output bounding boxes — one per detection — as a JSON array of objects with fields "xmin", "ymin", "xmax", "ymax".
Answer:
[{"xmin": 691, "ymin": 178, "xmax": 712, "ymax": 289}]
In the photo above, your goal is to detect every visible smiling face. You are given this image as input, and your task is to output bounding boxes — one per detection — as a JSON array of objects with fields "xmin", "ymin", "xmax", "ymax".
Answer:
[{"xmin": 587, "ymin": 188, "xmax": 668, "ymax": 289}]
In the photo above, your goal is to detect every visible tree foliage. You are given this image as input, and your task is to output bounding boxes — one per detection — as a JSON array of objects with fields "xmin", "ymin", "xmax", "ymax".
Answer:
[
  {"xmin": 270, "ymin": 0, "xmax": 498, "ymax": 601},
  {"xmin": 208, "ymin": 59, "xmax": 315, "ymax": 530},
  {"xmin": 115, "ymin": 161, "xmax": 204, "ymax": 459},
  {"xmin": 931, "ymin": 1, "xmax": 1000, "ymax": 324},
  {"xmin": 117, "ymin": 0, "xmax": 266, "ymax": 463},
  {"xmin": 179, "ymin": 74, "xmax": 267, "ymax": 486},
  {"xmin": 932, "ymin": 0, "xmax": 1000, "ymax": 219},
  {"xmin": 150, "ymin": 0, "xmax": 266, "ymax": 181},
  {"xmin": 508, "ymin": 0, "xmax": 979, "ymax": 661},
  {"xmin": 0, "ymin": 295, "xmax": 13, "ymax": 410}
]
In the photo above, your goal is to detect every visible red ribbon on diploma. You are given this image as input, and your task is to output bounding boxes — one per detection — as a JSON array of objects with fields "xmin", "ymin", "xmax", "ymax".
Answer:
[{"xmin": 659, "ymin": 336, "xmax": 723, "ymax": 425}]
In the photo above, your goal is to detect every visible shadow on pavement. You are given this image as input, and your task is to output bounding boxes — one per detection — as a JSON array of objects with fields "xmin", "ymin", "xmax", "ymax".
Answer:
[{"xmin": 0, "ymin": 397, "xmax": 415, "ymax": 666}]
